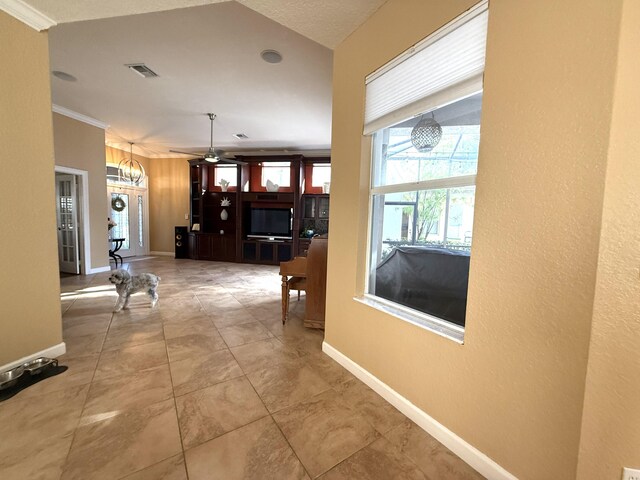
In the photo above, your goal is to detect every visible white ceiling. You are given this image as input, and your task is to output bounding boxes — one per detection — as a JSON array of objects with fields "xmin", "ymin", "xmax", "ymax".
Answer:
[
  {"xmin": 19, "ymin": 0, "xmax": 387, "ymax": 158},
  {"xmin": 27, "ymin": 0, "xmax": 385, "ymax": 50}
]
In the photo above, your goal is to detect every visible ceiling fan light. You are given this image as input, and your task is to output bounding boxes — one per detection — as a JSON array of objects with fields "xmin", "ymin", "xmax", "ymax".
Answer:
[{"xmin": 204, "ymin": 152, "xmax": 219, "ymax": 163}]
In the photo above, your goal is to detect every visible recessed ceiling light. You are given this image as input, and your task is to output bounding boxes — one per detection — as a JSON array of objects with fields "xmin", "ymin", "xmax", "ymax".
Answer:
[
  {"xmin": 261, "ymin": 50, "xmax": 282, "ymax": 64},
  {"xmin": 52, "ymin": 70, "xmax": 77, "ymax": 82},
  {"xmin": 233, "ymin": 133, "xmax": 249, "ymax": 139}
]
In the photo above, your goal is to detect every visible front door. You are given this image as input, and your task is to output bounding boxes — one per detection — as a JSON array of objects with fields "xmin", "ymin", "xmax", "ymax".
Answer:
[
  {"xmin": 56, "ymin": 174, "xmax": 80, "ymax": 274},
  {"xmin": 108, "ymin": 186, "xmax": 148, "ymax": 258}
]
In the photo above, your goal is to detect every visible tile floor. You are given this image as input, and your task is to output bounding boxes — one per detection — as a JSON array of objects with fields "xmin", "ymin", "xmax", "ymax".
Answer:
[{"xmin": 0, "ymin": 257, "xmax": 485, "ymax": 480}]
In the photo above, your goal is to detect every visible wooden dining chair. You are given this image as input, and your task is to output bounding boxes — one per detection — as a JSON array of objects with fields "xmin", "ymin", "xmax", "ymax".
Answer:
[{"xmin": 279, "ymin": 256, "xmax": 307, "ymax": 324}]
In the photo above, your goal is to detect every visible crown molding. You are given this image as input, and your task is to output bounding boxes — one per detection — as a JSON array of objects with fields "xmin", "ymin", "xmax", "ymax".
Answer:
[
  {"xmin": 0, "ymin": 0, "xmax": 56, "ymax": 31},
  {"xmin": 52, "ymin": 104, "xmax": 109, "ymax": 130}
]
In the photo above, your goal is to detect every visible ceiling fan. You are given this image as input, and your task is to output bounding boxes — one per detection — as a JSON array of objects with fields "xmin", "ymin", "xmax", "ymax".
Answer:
[{"xmin": 170, "ymin": 113, "xmax": 246, "ymax": 165}]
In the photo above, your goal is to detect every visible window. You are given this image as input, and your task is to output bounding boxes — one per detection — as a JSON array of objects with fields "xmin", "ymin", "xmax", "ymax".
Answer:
[
  {"xmin": 312, "ymin": 163, "xmax": 331, "ymax": 187},
  {"xmin": 215, "ymin": 165, "xmax": 238, "ymax": 188},
  {"xmin": 137, "ymin": 195, "xmax": 144, "ymax": 248},
  {"xmin": 364, "ymin": 1, "xmax": 488, "ymax": 339},
  {"xmin": 106, "ymin": 166, "xmax": 120, "ymax": 184},
  {"xmin": 106, "ymin": 165, "xmax": 147, "ymax": 188},
  {"xmin": 261, "ymin": 162, "xmax": 291, "ymax": 187}
]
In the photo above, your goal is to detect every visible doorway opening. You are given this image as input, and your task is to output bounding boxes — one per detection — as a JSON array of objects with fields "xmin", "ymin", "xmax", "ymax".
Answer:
[
  {"xmin": 107, "ymin": 164, "xmax": 149, "ymax": 260},
  {"xmin": 54, "ymin": 166, "xmax": 91, "ymax": 275}
]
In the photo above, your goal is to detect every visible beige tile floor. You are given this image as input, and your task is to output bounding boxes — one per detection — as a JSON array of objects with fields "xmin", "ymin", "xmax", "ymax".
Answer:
[{"xmin": 0, "ymin": 257, "xmax": 485, "ymax": 480}]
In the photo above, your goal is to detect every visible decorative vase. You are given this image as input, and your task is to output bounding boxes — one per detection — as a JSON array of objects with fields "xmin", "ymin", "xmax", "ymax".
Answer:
[
  {"xmin": 220, "ymin": 209, "xmax": 228, "ymax": 221},
  {"xmin": 266, "ymin": 179, "xmax": 279, "ymax": 192}
]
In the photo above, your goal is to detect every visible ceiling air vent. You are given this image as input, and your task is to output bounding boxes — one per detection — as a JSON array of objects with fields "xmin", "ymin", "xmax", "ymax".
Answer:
[
  {"xmin": 125, "ymin": 63, "xmax": 159, "ymax": 78},
  {"xmin": 233, "ymin": 133, "xmax": 249, "ymax": 139}
]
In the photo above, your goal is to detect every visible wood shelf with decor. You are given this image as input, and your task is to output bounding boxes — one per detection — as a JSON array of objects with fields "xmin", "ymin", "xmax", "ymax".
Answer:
[
  {"xmin": 187, "ymin": 155, "xmax": 330, "ymax": 264},
  {"xmin": 189, "ymin": 163, "xmax": 208, "ymax": 230},
  {"xmin": 188, "ymin": 160, "xmax": 241, "ymax": 262},
  {"xmin": 236, "ymin": 155, "xmax": 301, "ymax": 265}
]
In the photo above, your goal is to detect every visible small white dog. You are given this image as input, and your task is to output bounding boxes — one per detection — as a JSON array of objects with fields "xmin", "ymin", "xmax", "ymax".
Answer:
[{"xmin": 108, "ymin": 269, "xmax": 161, "ymax": 312}]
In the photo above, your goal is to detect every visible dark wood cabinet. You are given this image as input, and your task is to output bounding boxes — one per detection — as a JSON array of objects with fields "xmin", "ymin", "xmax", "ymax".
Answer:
[
  {"xmin": 193, "ymin": 233, "xmax": 236, "ymax": 261},
  {"xmin": 189, "ymin": 163, "xmax": 208, "ymax": 231},
  {"xmin": 298, "ymin": 239, "xmax": 311, "ymax": 256},
  {"xmin": 242, "ymin": 240, "xmax": 292, "ymax": 264},
  {"xmin": 188, "ymin": 156, "xmax": 329, "ymax": 264},
  {"xmin": 298, "ymin": 194, "xmax": 329, "ymax": 255},
  {"xmin": 188, "ymin": 232, "xmax": 196, "ymax": 259},
  {"xmin": 188, "ymin": 162, "xmax": 239, "ymax": 262},
  {"xmin": 301, "ymin": 194, "xmax": 330, "ymax": 230},
  {"xmin": 303, "ymin": 195, "xmax": 330, "ymax": 219}
]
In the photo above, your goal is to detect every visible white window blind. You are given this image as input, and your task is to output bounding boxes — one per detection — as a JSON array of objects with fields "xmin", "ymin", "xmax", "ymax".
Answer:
[{"xmin": 364, "ymin": 1, "xmax": 488, "ymax": 135}]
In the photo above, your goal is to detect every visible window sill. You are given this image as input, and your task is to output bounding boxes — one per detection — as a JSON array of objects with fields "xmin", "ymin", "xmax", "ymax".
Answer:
[{"xmin": 353, "ymin": 295, "xmax": 464, "ymax": 344}]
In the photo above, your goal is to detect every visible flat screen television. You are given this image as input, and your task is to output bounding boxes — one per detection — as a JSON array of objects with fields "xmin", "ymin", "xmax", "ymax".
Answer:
[{"xmin": 248, "ymin": 207, "xmax": 292, "ymax": 240}]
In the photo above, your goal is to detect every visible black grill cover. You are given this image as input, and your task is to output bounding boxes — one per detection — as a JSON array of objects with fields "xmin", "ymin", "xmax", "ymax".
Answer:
[{"xmin": 374, "ymin": 247, "xmax": 470, "ymax": 326}]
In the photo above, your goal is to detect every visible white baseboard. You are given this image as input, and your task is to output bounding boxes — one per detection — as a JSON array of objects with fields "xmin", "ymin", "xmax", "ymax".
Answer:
[
  {"xmin": 150, "ymin": 251, "xmax": 175, "ymax": 257},
  {"xmin": 322, "ymin": 341, "xmax": 517, "ymax": 480},
  {"xmin": 88, "ymin": 266, "xmax": 111, "ymax": 274},
  {"xmin": 1, "ymin": 342, "xmax": 66, "ymax": 372}
]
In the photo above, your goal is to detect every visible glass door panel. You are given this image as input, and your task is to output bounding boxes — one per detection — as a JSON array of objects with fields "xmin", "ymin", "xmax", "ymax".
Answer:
[
  {"xmin": 108, "ymin": 186, "xmax": 148, "ymax": 259},
  {"xmin": 137, "ymin": 194, "xmax": 145, "ymax": 249},
  {"xmin": 318, "ymin": 197, "xmax": 330, "ymax": 218},
  {"xmin": 110, "ymin": 192, "xmax": 132, "ymax": 256},
  {"xmin": 56, "ymin": 174, "xmax": 80, "ymax": 274}
]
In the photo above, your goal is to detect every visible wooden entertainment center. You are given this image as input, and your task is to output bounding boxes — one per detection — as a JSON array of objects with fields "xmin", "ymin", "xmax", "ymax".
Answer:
[{"xmin": 186, "ymin": 155, "xmax": 330, "ymax": 264}]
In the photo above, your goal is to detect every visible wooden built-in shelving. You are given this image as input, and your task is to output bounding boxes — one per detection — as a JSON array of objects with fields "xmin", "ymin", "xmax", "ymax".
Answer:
[{"xmin": 187, "ymin": 155, "xmax": 330, "ymax": 264}]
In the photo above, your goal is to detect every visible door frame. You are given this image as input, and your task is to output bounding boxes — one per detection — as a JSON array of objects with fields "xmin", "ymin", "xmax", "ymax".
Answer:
[
  {"xmin": 107, "ymin": 184, "xmax": 150, "ymax": 258},
  {"xmin": 55, "ymin": 173, "xmax": 80, "ymax": 274},
  {"xmin": 55, "ymin": 166, "xmax": 91, "ymax": 275}
]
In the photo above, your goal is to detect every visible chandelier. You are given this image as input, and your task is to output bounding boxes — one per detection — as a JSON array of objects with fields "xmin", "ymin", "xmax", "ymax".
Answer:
[
  {"xmin": 410, "ymin": 113, "xmax": 443, "ymax": 153},
  {"xmin": 118, "ymin": 142, "xmax": 146, "ymax": 185}
]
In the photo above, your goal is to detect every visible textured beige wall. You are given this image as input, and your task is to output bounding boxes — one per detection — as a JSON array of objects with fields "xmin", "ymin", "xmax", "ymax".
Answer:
[
  {"xmin": 53, "ymin": 113, "xmax": 109, "ymax": 271},
  {"xmin": 0, "ymin": 13, "xmax": 62, "ymax": 364},
  {"xmin": 147, "ymin": 157, "xmax": 190, "ymax": 253},
  {"xmin": 325, "ymin": 1, "xmax": 621, "ymax": 479},
  {"xmin": 577, "ymin": 0, "xmax": 640, "ymax": 478}
]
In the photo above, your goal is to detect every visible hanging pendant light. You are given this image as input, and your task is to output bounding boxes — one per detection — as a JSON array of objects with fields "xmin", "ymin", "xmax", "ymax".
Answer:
[
  {"xmin": 411, "ymin": 112, "xmax": 443, "ymax": 153},
  {"xmin": 118, "ymin": 142, "xmax": 146, "ymax": 185}
]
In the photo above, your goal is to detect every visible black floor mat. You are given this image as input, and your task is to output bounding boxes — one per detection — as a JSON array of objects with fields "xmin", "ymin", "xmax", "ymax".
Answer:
[{"xmin": 0, "ymin": 365, "xmax": 68, "ymax": 402}]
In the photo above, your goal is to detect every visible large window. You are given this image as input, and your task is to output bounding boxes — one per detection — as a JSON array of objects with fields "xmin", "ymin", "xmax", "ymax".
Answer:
[
  {"xmin": 107, "ymin": 165, "xmax": 147, "ymax": 188},
  {"xmin": 215, "ymin": 164, "xmax": 238, "ymax": 188},
  {"xmin": 261, "ymin": 162, "xmax": 291, "ymax": 187},
  {"xmin": 312, "ymin": 163, "xmax": 331, "ymax": 187},
  {"xmin": 364, "ymin": 2, "xmax": 488, "ymax": 339},
  {"xmin": 371, "ymin": 99, "xmax": 481, "ymax": 258}
]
